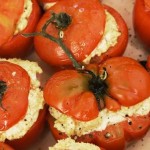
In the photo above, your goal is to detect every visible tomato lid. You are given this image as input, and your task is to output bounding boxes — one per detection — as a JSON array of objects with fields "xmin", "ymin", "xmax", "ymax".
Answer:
[
  {"xmin": 35, "ymin": 0, "xmax": 106, "ymax": 66},
  {"xmin": 0, "ymin": 0, "xmax": 24, "ymax": 46},
  {"xmin": 0, "ymin": 61, "xmax": 30, "ymax": 131}
]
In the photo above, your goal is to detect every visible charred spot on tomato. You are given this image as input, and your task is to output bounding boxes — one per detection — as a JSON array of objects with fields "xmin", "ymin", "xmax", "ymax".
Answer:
[
  {"xmin": 0, "ymin": 81, "xmax": 7, "ymax": 109},
  {"xmin": 51, "ymin": 12, "xmax": 72, "ymax": 30}
]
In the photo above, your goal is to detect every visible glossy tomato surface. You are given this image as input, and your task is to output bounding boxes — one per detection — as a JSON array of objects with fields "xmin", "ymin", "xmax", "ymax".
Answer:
[
  {"xmin": 0, "ymin": 62, "xmax": 30, "ymax": 131},
  {"xmin": 34, "ymin": 0, "xmax": 106, "ymax": 67},
  {"xmin": 91, "ymin": 4, "xmax": 128, "ymax": 64},
  {"xmin": 133, "ymin": 0, "xmax": 150, "ymax": 47},
  {"xmin": 44, "ymin": 56, "xmax": 150, "ymax": 150},
  {"xmin": 0, "ymin": 0, "xmax": 41, "ymax": 58}
]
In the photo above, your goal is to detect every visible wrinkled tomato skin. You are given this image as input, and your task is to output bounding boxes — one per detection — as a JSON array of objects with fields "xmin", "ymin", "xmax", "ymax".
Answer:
[
  {"xmin": 99, "ymin": 57, "xmax": 150, "ymax": 106},
  {"xmin": 119, "ymin": 115, "xmax": 150, "ymax": 142},
  {"xmin": 0, "ymin": 0, "xmax": 41, "ymax": 58},
  {"xmin": 91, "ymin": 4, "xmax": 128, "ymax": 64},
  {"xmin": 0, "ymin": 142, "xmax": 14, "ymax": 150},
  {"xmin": 133, "ymin": 0, "xmax": 150, "ymax": 47},
  {"xmin": 34, "ymin": 0, "xmax": 105, "ymax": 67},
  {"xmin": 6, "ymin": 106, "xmax": 47, "ymax": 150}
]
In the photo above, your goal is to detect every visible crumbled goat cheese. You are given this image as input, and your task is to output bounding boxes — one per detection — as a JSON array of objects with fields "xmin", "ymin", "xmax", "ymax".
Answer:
[
  {"xmin": 0, "ymin": 58, "xmax": 44, "ymax": 141},
  {"xmin": 49, "ymin": 138, "xmax": 100, "ymax": 150},
  {"xmin": 44, "ymin": 2, "xmax": 56, "ymax": 10},
  {"xmin": 50, "ymin": 97, "xmax": 150, "ymax": 137},
  {"xmin": 14, "ymin": 0, "xmax": 32, "ymax": 35},
  {"xmin": 83, "ymin": 11, "xmax": 121, "ymax": 64}
]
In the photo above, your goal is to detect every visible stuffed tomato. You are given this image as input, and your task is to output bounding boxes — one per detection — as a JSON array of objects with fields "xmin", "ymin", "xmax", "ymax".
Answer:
[
  {"xmin": 0, "ymin": 0, "xmax": 41, "ymax": 58},
  {"xmin": 44, "ymin": 56, "xmax": 150, "ymax": 150},
  {"xmin": 34, "ymin": 0, "xmax": 128, "ymax": 67},
  {"xmin": 0, "ymin": 59, "xmax": 46, "ymax": 150},
  {"xmin": 133, "ymin": 0, "xmax": 150, "ymax": 48}
]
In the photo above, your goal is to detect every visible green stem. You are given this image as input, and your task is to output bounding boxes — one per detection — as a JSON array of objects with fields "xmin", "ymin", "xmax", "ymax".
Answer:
[{"xmin": 22, "ymin": 12, "xmax": 82, "ymax": 70}]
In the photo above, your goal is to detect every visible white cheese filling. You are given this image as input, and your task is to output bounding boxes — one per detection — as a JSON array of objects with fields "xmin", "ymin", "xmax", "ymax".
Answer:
[
  {"xmin": 50, "ymin": 97, "xmax": 150, "ymax": 137},
  {"xmin": 14, "ymin": 0, "xmax": 33, "ymax": 35},
  {"xmin": 43, "ymin": 2, "xmax": 56, "ymax": 11},
  {"xmin": 83, "ymin": 11, "xmax": 121, "ymax": 64},
  {"xmin": 49, "ymin": 138, "xmax": 100, "ymax": 150},
  {"xmin": 0, "ymin": 58, "xmax": 44, "ymax": 141}
]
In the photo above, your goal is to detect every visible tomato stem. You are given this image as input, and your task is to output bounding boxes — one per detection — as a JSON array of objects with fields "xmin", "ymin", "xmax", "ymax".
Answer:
[
  {"xmin": 22, "ymin": 12, "xmax": 83, "ymax": 70},
  {"xmin": 0, "ymin": 81, "xmax": 7, "ymax": 110}
]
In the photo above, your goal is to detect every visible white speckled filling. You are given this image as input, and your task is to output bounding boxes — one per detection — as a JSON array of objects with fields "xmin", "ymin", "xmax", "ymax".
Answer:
[
  {"xmin": 49, "ymin": 138, "xmax": 100, "ymax": 150},
  {"xmin": 50, "ymin": 97, "xmax": 150, "ymax": 137},
  {"xmin": 14, "ymin": 0, "xmax": 32, "ymax": 35},
  {"xmin": 0, "ymin": 58, "xmax": 44, "ymax": 141},
  {"xmin": 43, "ymin": 2, "xmax": 56, "ymax": 10},
  {"xmin": 83, "ymin": 11, "xmax": 121, "ymax": 64}
]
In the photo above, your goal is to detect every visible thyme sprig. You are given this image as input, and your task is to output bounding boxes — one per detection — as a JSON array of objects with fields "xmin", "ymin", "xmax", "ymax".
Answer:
[{"xmin": 22, "ymin": 12, "xmax": 82, "ymax": 70}]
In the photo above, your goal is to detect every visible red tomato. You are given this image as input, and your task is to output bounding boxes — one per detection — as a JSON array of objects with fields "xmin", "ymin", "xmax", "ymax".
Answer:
[
  {"xmin": 0, "ymin": 0, "xmax": 41, "ymax": 58},
  {"xmin": 100, "ymin": 57, "xmax": 150, "ymax": 106},
  {"xmin": 34, "ymin": 0, "xmax": 106, "ymax": 67},
  {"xmin": 120, "ymin": 115, "xmax": 150, "ymax": 141},
  {"xmin": 45, "ymin": 56, "xmax": 150, "ymax": 149},
  {"xmin": 34, "ymin": 0, "xmax": 128, "ymax": 67},
  {"xmin": 94, "ymin": 124, "xmax": 125, "ymax": 150},
  {"xmin": 0, "ymin": 142, "xmax": 14, "ymax": 150},
  {"xmin": 91, "ymin": 5, "xmax": 128, "ymax": 64},
  {"xmin": 6, "ymin": 106, "xmax": 47, "ymax": 150},
  {"xmin": 133, "ymin": 0, "xmax": 150, "ymax": 47},
  {"xmin": 0, "ymin": 62, "xmax": 30, "ymax": 130},
  {"xmin": 44, "ymin": 70, "xmax": 99, "ymax": 121}
]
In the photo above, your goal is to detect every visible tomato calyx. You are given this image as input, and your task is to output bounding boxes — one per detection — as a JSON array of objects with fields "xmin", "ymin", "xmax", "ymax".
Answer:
[
  {"xmin": 50, "ymin": 12, "xmax": 72, "ymax": 30},
  {"xmin": 0, "ymin": 80, "xmax": 7, "ymax": 109},
  {"xmin": 79, "ymin": 68, "xmax": 108, "ymax": 110}
]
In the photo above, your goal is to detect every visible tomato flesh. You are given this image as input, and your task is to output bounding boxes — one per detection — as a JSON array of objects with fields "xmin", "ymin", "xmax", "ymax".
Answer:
[
  {"xmin": 35, "ymin": 0, "xmax": 105, "ymax": 66},
  {"xmin": 0, "ymin": 62, "xmax": 30, "ymax": 130},
  {"xmin": 0, "ymin": 0, "xmax": 24, "ymax": 46}
]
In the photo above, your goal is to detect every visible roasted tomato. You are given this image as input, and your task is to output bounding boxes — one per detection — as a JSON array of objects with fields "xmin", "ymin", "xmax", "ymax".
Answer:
[
  {"xmin": 34, "ymin": 0, "xmax": 128, "ymax": 67},
  {"xmin": 44, "ymin": 57, "xmax": 150, "ymax": 150},
  {"xmin": 0, "ymin": 0, "xmax": 41, "ymax": 58},
  {"xmin": 0, "ymin": 142, "xmax": 14, "ymax": 150},
  {"xmin": 0, "ymin": 59, "xmax": 46, "ymax": 150},
  {"xmin": 133, "ymin": 0, "xmax": 150, "ymax": 47}
]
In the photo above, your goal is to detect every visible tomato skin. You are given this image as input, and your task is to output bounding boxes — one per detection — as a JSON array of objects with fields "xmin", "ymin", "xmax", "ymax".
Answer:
[
  {"xmin": 34, "ymin": 0, "xmax": 105, "ymax": 67},
  {"xmin": 91, "ymin": 5, "xmax": 128, "ymax": 64},
  {"xmin": 94, "ymin": 124, "xmax": 125, "ymax": 150},
  {"xmin": 119, "ymin": 115, "xmax": 150, "ymax": 142},
  {"xmin": 6, "ymin": 106, "xmax": 47, "ymax": 150},
  {"xmin": 0, "ymin": 62, "xmax": 30, "ymax": 130},
  {"xmin": 99, "ymin": 57, "xmax": 150, "ymax": 106},
  {"xmin": 0, "ymin": 0, "xmax": 41, "ymax": 58},
  {"xmin": 133, "ymin": 0, "xmax": 150, "ymax": 47},
  {"xmin": 0, "ymin": 142, "xmax": 14, "ymax": 150},
  {"xmin": 44, "ymin": 70, "xmax": 99, "ymax": 121}
]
